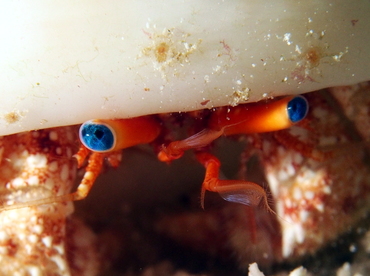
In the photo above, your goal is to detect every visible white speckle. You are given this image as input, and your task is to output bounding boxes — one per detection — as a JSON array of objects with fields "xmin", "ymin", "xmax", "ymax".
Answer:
[
  {"xmin": 27, "ymin": 266, "xmax": 42, "ymax": 276},
  {"xmin": 251, "ymin": 63, "xmax": 256, "ymax": 67},
  {"xmin": 19, "ymin": 223, "xmax": 27, "ymax": 230},
  {"xmin": 27, "ymin": 175, "xmax": 39, "ymax": 186},
  {"xmin": 30, "ymin": 215, "xmax": 38, "ymax": 224},
  {"xmin": 42, "ymin": 236, "xmax": 53, "ymax": 248},
  {"xmin": 293, "ymin": 188, "xmax": 302, "ymax": 200},
  {"xmin": 10, "ymin": 177, "xmax": 26, "ymax": 188},
  {"xmin": 285, "ymin": 198, "xmax": 292, "ymax": 208},
  {"xmin": 283, "ymin": 33, "xmax": 293, "ymax": 45},
  {"xmin": 213, "ymin": 65, "xmax": 221, "ymax": 72},
  {"xmin": 248, "ymin": 263, "xmax": 265, "ymax": 276},
  {"xmin": 7, "ymin": 209, "xmax": 23, "ymax": 220},
  {"xmin": 295, "ymin": 223, "xmax": 305, "ymax": 244},
  {"xmin": 332, "ymin": 47, "xmax": 348, "ymax": 62},
  {"xmin": 286, "ymin": 163, "xmax": 296, "ymax": 176},
  {"xmin": 51, "ymin": 255, "xmax": 67, "ymax": 272},
  {"xmin": 266, "ymin": 174, "xmax": 279, "ymax": 196},
  {"xmin": 304, "ymin": 191, "xmax": 315, "ymax": 200},
  {"xmin": 32, "ymin": 225, "xmax": 43, "ymax": 235},
  {"xmin": 54, "ymin": 244, "xmax": 65, "ymax": 255},
  {"xmin": 0, "ymin": 246, "xmax": 8, "ymax": 255},
  {"xmin": 292, "ymin": 152, "xmax": 303, "ymax": 164},
  {"xmin": 295, "ymin": 44, "xmax": 302, "ymax": 54},
  {"xmin": 204, "ymin": 75, "xmax": 210, "ymax": 83},
  {"xmin": 282, "ymin": 225, "xmax": 296, "ymax": 257},
  {"xmin": 48, "ymin": 161, "xmax": 58, "ymax": 172},
  {"xmin": 323, "ymin": 186, "xmax": 331, "ymax": 194},
  {"xmin": 289, "ymin": 267, "xmax": 308, "ymax": 276},
  {"xmin": 60, "ymin": 164, "xmax": 69, "ymax": 182},
  {"xmin": 236, "ymin": 79, "xmax": 242, "ymax": 85},
  {"xmin": 0, "ymin": 231, "xmax": 8, "ymax": 241},
  {"xmin": 336, "ymin": 263, "xmax": 351, "ymax": 276},
  {"xmin": 44, "ymin": 178, "xmax": 56, "ymax": 190},
  {"xmin": 299, "ymin": 210, "xmax": 309, "ymax": 222},
  {"xmin": 316, "ymin": 203, "xmax": 324, "ymax": 212},
  {"xmin": 25, "ymin": 244, "xmax": 32, "ymax": 254},
  {"xmin": 28, "ymin": 234, "xmax": 38, "ymax": 243},
  {"xmin": 49, "ymin": 131, "xmax": 58, "ymax": 141},
  {"xmin": 27, "ymin": 154, "xmax": 47, "ymax": 169}
]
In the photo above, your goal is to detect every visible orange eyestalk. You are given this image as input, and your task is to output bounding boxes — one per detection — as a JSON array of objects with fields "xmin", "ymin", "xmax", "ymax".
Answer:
[
  {"xmin": 79, "ymin": 117, "xmax": 161, "ymax": 152},
  {"xmin": 209, "ymin": 95, "xmax": 308, "ymax": 135}
]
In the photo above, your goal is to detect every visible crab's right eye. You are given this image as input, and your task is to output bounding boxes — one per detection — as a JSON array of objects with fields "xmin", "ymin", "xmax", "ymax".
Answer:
[{"xmin": 79, "ymin": 120, "xmax": 116, "ymax": 152}]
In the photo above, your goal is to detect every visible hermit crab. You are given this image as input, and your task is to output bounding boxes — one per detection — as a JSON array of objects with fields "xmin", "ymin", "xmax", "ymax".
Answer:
[
  {"xmin": 1, "ymin": 1, "xmax": 370, "ymax": 275},
  {"xmin": 0, "ymin": 95, "xmax": 309, "ymax": 214}
]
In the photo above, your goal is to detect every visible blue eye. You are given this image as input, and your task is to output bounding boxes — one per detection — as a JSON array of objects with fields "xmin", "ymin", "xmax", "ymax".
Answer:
[
  {"xmin": 79, "ymin": 120, "xmax": 116, "ymax": 152},
  {"xmin": 287, "ymin": 96, "xmax": 309, "ymax": 123}
]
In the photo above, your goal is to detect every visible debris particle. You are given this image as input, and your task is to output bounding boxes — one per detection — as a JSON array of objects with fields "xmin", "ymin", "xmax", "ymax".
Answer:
[
  {"xmin": 351, "ymin": 19, "xmax": 359, "ymax": 26},
  {"xmin": 200, "ymin": 99, "xmax": 210, "ymax": 106},
  {"xmin": 155, "ymin": 42, "xmax": 170, "ymax": 63},
  {"xmin": 141, "ymin": 28, "xmax": 201, "ymax": 79},
  {"xmin": 3, "ymin": 111, "xmax": 24, "ymax": 124}
]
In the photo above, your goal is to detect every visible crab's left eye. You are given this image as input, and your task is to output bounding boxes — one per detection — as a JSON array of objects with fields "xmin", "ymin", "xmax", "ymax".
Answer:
[
  {"xmin": 287, "ymin": 95, "xmax": 309, "ymax": 123},
  {"xmin": 79, "ymin": 120, "xmax": 116, "ymax": 152}
]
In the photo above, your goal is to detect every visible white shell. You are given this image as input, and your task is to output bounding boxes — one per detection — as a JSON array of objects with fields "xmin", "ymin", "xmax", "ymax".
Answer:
[{"xmin": 1, "ymin": 0, "xmax": 369, "ymax": 135}]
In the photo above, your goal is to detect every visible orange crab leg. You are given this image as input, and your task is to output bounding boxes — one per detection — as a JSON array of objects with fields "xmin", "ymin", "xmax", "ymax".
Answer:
[{"xmin": 196, "ymin": 152, "xmax": 276, "ymax": 215}]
